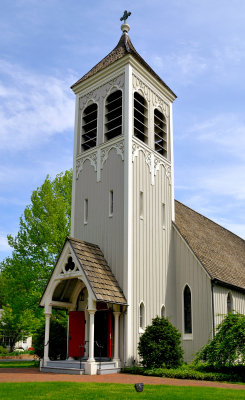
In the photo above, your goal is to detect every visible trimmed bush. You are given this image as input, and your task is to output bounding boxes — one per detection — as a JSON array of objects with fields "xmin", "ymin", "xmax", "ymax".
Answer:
[
  {"xmin": 121, "ymin": 365, "xmax": 245, "ymax": 382},
  {"xmin": 138, "ymin": 316, "xmax": 183, "ymax": 368}
]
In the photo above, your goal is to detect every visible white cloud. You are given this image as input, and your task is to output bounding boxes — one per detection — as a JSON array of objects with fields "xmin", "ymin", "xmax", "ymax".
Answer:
[
  {"xmin": 186, "ymin": 114, "xmax": 245, "ymax": 156},
  {"xmin": 0, "ymin": 59, "xmax": 75, "ymax": 152},
  {"xmin": 152, "ymin": 46, "xmax": 207, "ymax": 85}
]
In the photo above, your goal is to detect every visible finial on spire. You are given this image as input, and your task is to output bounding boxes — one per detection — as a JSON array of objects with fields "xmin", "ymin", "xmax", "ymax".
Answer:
[
  {"xmin": 120, "ymin": 10, "xmax": 131, "ymax": 34},
  {"xmin": 120, "ymin": 10, "xmax": 131, "ymax": 23}
]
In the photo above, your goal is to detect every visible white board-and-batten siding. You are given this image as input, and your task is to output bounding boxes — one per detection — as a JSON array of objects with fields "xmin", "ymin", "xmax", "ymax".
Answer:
[
  {"xmin": 131, "ymin": 149, "xmax": 174, "ymax": 360},
  {"xmin": 213, "ymin": 285, "xmax": 245, "ymax": 328},
  {"xmin": 173, "ymin": 227, "xmax": 213, "ymax": 362},
  {"xmin": 74, "ymin": 150, "xmax": 125, "ymax": 290}
]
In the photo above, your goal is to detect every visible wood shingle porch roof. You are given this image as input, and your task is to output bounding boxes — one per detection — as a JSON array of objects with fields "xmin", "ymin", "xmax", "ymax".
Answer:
[{"xmin": 68, "ymin": 237, "xmax": 127, "ymax": 305}]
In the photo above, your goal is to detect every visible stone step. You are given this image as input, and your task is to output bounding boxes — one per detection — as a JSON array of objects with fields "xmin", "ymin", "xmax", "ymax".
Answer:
[
  {"xmin": 97, "ymin": 367, "xmax": 121, "ymax": 375},
  {"xmin": 41, "ymin": 366, "xmax": 85, "ymax": 375},
  {"xmin": 46, "ymin": 361, "xmax": 85, "ymax": 369}
]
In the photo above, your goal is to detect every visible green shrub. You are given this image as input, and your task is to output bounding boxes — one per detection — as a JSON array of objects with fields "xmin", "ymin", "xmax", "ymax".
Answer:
[
  {"xmin": 122, "ymin": 364, "xmax": 245, "ymax": 382},
  {"xmin": 138, "ymin": 316, "xmax": 183, "ymax": 369},
  {"xmin": 195, "ymin": 312, "xmax": 245, "ymax": 367},
  {"xmin": 0, "ymin": 345, "xmax": 8, "ymax": 356}
]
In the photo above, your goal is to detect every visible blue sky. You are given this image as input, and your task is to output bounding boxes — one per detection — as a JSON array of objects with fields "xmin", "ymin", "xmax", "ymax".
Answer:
[{"xmin": 0, "ymin": 0, "xmax": 244, "ymax": 261}]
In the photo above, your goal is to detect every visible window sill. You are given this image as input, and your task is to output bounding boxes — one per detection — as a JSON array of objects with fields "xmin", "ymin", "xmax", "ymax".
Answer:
[
  {"xmin": 140, "ymin": 216, "xmax": 144, "ymax": 221},
  {"xmin": 139, "ymin": 327, "xmax": 145, "ymax": 334},
  {"xmin": 183, "ymin": 334, "xmax": 193, "ymax": 341},
  {"xmin": 84, "ymin": 222, "xmax": 88, "ymax": 225},
  {"xmin": 109, "ymin": 214, "xmax": 113, "ymax": 218}
]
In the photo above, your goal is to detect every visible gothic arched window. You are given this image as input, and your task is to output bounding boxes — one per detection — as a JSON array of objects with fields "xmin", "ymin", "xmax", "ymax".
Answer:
[
  {"xmin": 82, "ymin": 103, "xmax": 98, "ymax": 151},
  {"xmin": 134, "ymin": 92, "xmax": 148, "ymax": 143},
  {"xmin": 105, "ymin": 90, "xmax": 122, "ymax": 141},
  {"xmin": 184, "ymin": 285, "xmax": 192, "ymax": 334},
  {"xmin": 227, "ymin": 292, "xmax": 233, "ymax": 313},
  {"xmin": 154, "ymin": 108, "xmax": 167, "ymax": 157}
]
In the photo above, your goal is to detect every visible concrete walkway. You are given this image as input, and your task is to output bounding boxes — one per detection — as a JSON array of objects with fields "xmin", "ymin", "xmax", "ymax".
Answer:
[{"xmin": 0, "ymin": 368, "xmax": 244, "ymax": 390}]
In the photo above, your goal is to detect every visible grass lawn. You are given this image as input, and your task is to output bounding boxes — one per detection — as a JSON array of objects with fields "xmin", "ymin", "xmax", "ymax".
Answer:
[
  {"xmin": 0, "ymin": 360, "xmax": 39, "ymax": 368},
  {"xmin": 0, "ymin": 382, "xmax": 244, "ymax": 400}
]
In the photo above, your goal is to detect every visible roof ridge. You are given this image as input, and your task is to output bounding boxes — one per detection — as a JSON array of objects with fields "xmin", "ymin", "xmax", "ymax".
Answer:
[{"xmin": 175, "ymin": 199, "xmax": 245, "ymax": 243}]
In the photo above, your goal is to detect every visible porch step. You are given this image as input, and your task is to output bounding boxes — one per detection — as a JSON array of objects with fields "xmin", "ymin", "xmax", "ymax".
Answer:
[
  {"xmin": 97, "ymin": 367, "xmax": 121, "ymax": 375},
  {"xmin": 40, "ymin": 360, "xmax": 120, "ymax": 375},
  {"xmin": 46, "ymin": 361, "xmax": 86, "ymax": 369},
  {"xmin": 40, "ymin": 366, "xmax": 85, "ymax": 375},
  {"xmin": 96, "ymin": 361, "xmax": 120, "ymax": 375}
]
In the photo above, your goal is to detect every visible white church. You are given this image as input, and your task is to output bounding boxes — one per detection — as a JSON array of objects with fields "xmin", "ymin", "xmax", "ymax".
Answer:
[{"xmin": 40, "ymin": 16, "xmax": 245, "ymax": 375}]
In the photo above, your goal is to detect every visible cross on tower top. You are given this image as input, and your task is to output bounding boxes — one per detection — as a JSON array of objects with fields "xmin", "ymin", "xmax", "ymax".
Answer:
[{"xmin": 120, "ymin": 10, "xmax": 131, "ymax": 24}]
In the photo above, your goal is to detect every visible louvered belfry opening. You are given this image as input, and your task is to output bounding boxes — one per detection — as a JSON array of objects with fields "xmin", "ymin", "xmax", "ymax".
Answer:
[
  {"xmin": 134, "ymin": 92, "xmax": 148, "ymax": 143},
  {"xmin": 105, "ymin": 90, "xmax": 122, "ymax": 141},
  {"xmin": 82, "ymin": 103, "xmax": 98, "ymax": 151},
  {"xmin": 154, "ymin": 108, "xmax": 167, "ymax": 157}
]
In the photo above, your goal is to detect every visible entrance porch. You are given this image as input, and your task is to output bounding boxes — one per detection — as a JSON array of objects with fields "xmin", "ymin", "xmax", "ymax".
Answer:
[{"xmin": 39, "ymin": 238, "xmax": 127, "ymax": 375}]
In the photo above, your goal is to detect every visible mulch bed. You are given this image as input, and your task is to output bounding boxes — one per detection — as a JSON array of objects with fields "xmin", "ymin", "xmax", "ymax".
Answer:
[{"xmin": 0, "ymin": 368, "xmax": 244, "ymax": 390}]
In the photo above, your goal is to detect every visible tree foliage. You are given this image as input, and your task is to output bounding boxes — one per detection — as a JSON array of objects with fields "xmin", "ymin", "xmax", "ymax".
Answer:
[
  {"xmin": 138, "ymin": 316, "xmax": 183, "ymax": 369},
  {"xmin": 195, "ymin": 312, "xmax": 245, "ymax": 367},
  {"xmin": 33, "ymin": 312, "xmax": 68, "ymax": 360},
  {"xmin": 0, "ymin": 170, "xmax": 72, "ymax": 344}
]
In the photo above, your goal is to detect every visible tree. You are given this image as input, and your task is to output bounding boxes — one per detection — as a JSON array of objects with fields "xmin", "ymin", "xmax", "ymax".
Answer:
[
  {"xmin": 195, "ymin": 312, "xmax": 245, "ymax": 367},
  {"xmin": 138, "ymin": 316, "xmax": 183, "ymax": 369},
  {"xmin": 0, "ymin": 170, "xmax": 73, "ymax": 345},
  {"xmin": 33, "ymin": 311, "xmax": 68, "ymax": 360},
  {"xmin": 0, "ymin": 306, "xmax": 37, "ymax": 352}
]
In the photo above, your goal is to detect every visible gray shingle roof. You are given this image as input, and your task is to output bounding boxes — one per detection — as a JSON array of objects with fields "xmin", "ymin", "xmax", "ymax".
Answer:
[
  {"xmin": 174, "ymin": 200, "xmax": 245, "ymax": 291},
  {"xmin": 69, "ymin": 237, "xmax": 127, "ymax": 305},
  {"xmin": 71, "ymin": 32, "xmax": 176, "ymax": 98}
]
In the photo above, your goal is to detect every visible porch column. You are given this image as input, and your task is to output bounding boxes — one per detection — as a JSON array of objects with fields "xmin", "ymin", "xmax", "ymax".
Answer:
[
  {"xmin": 84, "ymin": 309, "xmax": 97, "ymax": 375},
  {"xmin": 113, "ymin": 311, "xmax": 121, "ymax": 367},
  {"xmin": 88, "ymin": 310, "xmax": 96, "ymax": 361},
  {"xmin": 43, "ymin": 312, "xmax": 51, "ymax": 366}
]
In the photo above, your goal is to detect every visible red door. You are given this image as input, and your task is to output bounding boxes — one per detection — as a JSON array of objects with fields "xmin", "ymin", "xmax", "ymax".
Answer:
[
  {"xmin": 107, "ymin": 310, "xmax": 112, "ymax": 358},
  {"xmin": 68, "ymin": 311, "xmax": 85, "ymax": 358}
]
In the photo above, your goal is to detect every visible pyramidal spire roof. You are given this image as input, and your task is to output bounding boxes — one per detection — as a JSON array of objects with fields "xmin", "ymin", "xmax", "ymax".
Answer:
[{"xmin": 71, "ymin": 30, "xmax": 176, "ymax": 98}]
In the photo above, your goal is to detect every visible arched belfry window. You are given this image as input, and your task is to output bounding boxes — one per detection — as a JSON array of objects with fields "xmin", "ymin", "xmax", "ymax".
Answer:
[
  {"xmin": 184, "ymin": 285, "xmax": 192, "ymax": 334},
  {"xmin": 105, "ymin": 90, "xmax": 122, "ymax": 141},
  {"xmin": 82, "ymin": 103, "xmax": 98, "ymax": 151},
  {"xmin": 227, "ymin": 292, "xmax": 233, "ymax": 313},
  {"xmin": 154, "ymin": 108, "xmax": 167, "ymax": 158},
  {"xmin": 134, "ymin": 92, "xmax": 148, "ymax": 143},
  {"xmin": 139, "ymin": 302, "xmax": 145, "ymax": 331}
]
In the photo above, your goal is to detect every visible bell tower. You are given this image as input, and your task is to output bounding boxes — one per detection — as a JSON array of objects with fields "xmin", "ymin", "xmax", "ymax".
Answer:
[{"xmin": 70, "ymin": 16, "xmax": 176, "ymax": 362}]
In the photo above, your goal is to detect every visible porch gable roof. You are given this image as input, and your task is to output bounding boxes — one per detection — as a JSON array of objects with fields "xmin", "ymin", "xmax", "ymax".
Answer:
[{"xmin": 68, "ymin": 237, "xmax": 127, "ymax": 305}]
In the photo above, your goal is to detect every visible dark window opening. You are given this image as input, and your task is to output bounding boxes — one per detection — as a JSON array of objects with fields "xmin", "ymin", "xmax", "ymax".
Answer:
[
  {"xmin": 134, "ymin": 92, "xmax": 148, "ymax": 143},
  {"xmin": 227, "ymin": 293, "xmax": 232, "ymax": 313},
  {"xmin": 184, "ymin": 285, "xmax": 192, "ymax": 334},
  {"xmin": 105, "ymin": 90, "xmax": 122, "ymax": 141},
  {"xmin": 154, "ymin": 109, "xmax": 167, "ymax": 157},
  {"xmin": 82, "ymin": 103, "xmax": 98, "ymax": 151}
]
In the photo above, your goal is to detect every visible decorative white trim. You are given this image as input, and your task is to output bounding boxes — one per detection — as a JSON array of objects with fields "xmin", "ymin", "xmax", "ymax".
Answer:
[
  {"xmin": 101, "ymin": 140, "xmax": 124, "ymax": 167},
  {"xmin": 79, "ymin": 74, "xmax": 125, "ymax": 111},
  {"xmin": 132, "ymin": 139, "xmax": 171, "ymax": 185},
  {"xmin": 132, "ymin": 73, "xmax": 170, "ymax": 118},
  {"xmin": 76, "ymin": 138, "xmax": 125, "ymax": 181},
  {"xmin": 76, "ymin": 152, "xmax": 97, "ymax": 179}
]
